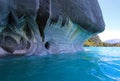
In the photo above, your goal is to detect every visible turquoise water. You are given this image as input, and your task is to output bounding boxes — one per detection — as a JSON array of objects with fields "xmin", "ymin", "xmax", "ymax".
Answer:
[{"xmin": 0, "ymin": 47, "xmax": 120, "ymax": 81}]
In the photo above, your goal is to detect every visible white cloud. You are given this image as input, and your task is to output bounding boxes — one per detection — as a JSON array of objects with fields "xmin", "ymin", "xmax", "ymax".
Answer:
[{"xmin": 98, "ymin": 30, "xmax": 120, "ymax": 41}]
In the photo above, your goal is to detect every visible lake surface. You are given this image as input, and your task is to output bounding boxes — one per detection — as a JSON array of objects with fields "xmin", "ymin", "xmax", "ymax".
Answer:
[{"xmin": 0, "ymin": 47, "xmax": 120, "ymax": 81}]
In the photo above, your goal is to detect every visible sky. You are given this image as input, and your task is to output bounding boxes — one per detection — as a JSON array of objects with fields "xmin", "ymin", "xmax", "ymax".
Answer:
[{"xmin": 98, "ymin": 0, "xmax": 120, "ymax": 41}]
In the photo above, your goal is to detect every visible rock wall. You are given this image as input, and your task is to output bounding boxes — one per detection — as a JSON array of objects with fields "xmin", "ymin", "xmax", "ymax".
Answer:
[{"xmin": 0, "ymin": 0, "xmax": 105, "ymax": 56}]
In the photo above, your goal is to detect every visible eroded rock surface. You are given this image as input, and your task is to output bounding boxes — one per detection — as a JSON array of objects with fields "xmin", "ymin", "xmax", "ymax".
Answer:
[{"xmin": 0, "ymin": 0, "xmax": 105, "ymax": 56}]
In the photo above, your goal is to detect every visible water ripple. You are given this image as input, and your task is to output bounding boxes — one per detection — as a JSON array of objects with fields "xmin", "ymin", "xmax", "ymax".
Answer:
[{"xmin": 0, "ymin": 47, "xmax": 120, "ymax": 81}]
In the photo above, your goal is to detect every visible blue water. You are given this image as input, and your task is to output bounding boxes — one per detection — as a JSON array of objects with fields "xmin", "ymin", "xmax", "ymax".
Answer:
[{"xmin": 0, "ymin": 47, "xmax": 120, "ymax": 81}]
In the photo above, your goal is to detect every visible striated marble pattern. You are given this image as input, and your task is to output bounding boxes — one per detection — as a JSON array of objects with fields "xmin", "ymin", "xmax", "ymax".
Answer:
[{"xmin": 0, "ymin": 0, "xmax": 105, "ymax": 56}]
